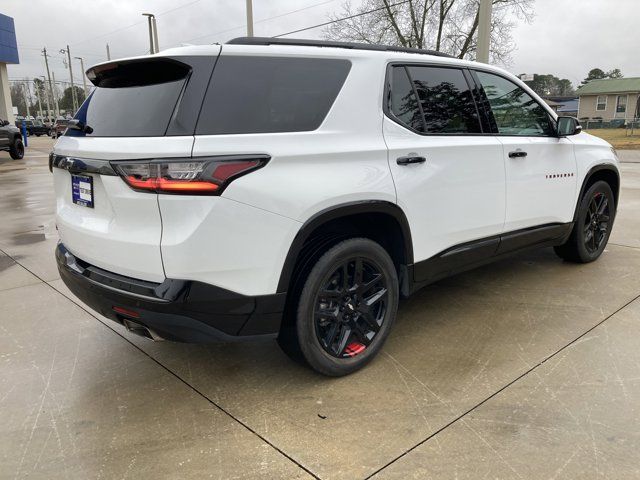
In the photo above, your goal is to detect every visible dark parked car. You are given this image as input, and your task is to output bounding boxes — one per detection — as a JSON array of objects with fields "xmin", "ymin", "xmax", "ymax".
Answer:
[
  {"xmin": 26, "ymin": 120, "xmax": 51, "ymax": 136},
  {"xmin": 0, "ymin": 120, "xmax": 24, "ymax": 159}
]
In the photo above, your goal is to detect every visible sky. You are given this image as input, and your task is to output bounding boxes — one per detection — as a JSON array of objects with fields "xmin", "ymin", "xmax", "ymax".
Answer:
[{"xmin": 2, "ymin": 0, "xmax": 639, "ymax": 89}]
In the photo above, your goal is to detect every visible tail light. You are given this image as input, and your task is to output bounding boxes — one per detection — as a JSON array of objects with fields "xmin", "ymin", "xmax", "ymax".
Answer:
[{"xmin": 112, "ymin": 155, "xmax": 269, "ymax": 195}]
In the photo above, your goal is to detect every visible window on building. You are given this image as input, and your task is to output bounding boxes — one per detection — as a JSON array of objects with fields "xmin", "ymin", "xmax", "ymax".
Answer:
[
  {"xmin": 596, "ymin": 95, "xmax": 607, "ymax": 111},
  {"xmin": 616, "ymin": 95, "xmax": 627, "ymax": 113}
]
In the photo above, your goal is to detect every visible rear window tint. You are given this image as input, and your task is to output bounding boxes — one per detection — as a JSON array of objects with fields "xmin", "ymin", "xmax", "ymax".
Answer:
[
  {"xmin": 196, "ymin": 56, "xmax": 351, "ymax": 135},
  {"xmin": 389, "ymin": 66, "xmax": 424, "ymax": 132},
  {"xmin": 406, "ymin": 66, "xmax": 481, "ymax": 134},
  {"xmin": 69, "ymin": 59, "xmax": 189, "ymax": 137}
]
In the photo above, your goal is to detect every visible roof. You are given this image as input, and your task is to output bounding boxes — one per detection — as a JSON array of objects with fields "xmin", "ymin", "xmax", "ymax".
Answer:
[
  {"xmin": 557, "ymin": 99, "xmax": 579, "ymax": 112},
  {"xmin": 577, "ymin": 77, "xmax": 640, "ymax": 95}
]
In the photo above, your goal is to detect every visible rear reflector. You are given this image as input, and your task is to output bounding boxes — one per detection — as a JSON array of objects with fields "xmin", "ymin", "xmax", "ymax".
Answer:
[
  {"xmin": 112, "ymin": 156, "xmax": 269, "ymax": 195},
  {"xmin": 113, "ymin": 306, "xmax": 140, "ymax": 318}
]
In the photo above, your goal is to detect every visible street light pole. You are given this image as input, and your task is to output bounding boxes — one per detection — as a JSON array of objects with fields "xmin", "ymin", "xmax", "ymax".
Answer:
[
  {"xmin": 246, "ymin": 0, "xmax": 254, "ymax": 37},
  {"xmin": 52, "ymin": 71, "xmax": 60, "ymax": 117},
  {"xmin": 40, "ymin": 76, "xmax": 51, "ymax": 122},
  {"xmin": 75, "ymin": 57, "xmax": 88, "ymax": 97},
  {"xmin": 22, "ymin": 79, "xmax": 30, "ymax": 119},
  {"xmin": 60, "ymin": 45, "xmax": 78, "ymax": 111},
  {"xmin": 42, "ymin": 47, "xmax": 59, "ymax": 118},
  {"xmin": 152, "ymin": 16, "xmax": 160, "ymax": 52},
  {"xmin": 34, "ymin": 79, "xmax": 43, "ymax": 118},
  {"xmin": 106, "ymin": 43, "xmax": 111, "ymax": 61},
  {"xmin": 476, "ymin": 0, "xmax": 492, "ymax": 63},
  {"xmin": 142, "ymin": 13, "xmax": 157, "ymax": 54}
]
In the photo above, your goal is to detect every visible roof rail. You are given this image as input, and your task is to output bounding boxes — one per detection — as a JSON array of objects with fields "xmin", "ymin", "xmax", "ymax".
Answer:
[{"xmin": 226, "ymin": 37, "xmax": 456, "ymax": 59}]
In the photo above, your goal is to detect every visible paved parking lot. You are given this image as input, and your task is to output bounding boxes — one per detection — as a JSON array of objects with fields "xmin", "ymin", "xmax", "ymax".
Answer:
[{"xmin": 1, "ymin": 137, "xmax": 640, "ymax": 479}]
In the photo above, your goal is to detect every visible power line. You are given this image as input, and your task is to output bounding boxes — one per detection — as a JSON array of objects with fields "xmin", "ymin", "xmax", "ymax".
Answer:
[
  {"xmin": 69, "ymin": 0, "xmax": 202, "ymax": 47},
  {"xmin": 274, "ymin": 0, "xmax": 410, "ymax": 38},
  {"xmin": 179, "ymin": 0, "xmax": 337, "ymax": 44}
]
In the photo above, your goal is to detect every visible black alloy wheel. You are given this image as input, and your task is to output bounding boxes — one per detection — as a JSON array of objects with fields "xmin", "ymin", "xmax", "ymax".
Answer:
[
  {"xmin": 583, "ymin": 191, "xmax": 610, "ymax": 254},
  {"xmin": 554, "ymin": 180, "xmax": 615, "ymax": 263},
  {"xmin": 286, "ymin": 237, "xmax": 399, "ymax": 376},
  {"xmin": 314, "ymin": 256, "xmax": 388, "ymax": 358}
]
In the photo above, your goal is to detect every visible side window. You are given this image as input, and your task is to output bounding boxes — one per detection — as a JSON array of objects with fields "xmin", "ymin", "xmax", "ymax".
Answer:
[
  {"xmin": 196, "ymin": 56, "xmax": 351, "ymax": 135},
  {"xmin": 407, "ymin": 66, "xmax": 481, "ymax": 134},
  {"xmin": 475, "ymin": 71, "xmax": 554, "ymax": 136},
  {"xmin": 389, "ymin": 66, "xmax": 424, "ymax": 132},
  {"xmin": 388, "ymin": 65, "xmax": 481, "ymax": 134}
]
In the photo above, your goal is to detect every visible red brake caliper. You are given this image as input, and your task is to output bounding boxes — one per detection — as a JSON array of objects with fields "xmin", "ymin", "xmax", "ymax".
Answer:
[{"xmin": 344, "ymin": 342, "xmax": 366, "ymax": 357}]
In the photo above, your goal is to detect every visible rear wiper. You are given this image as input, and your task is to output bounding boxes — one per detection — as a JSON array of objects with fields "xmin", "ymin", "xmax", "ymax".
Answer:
[{"xmin": 67, "ymin": 119, "xmax": 94, "ymax": 134}]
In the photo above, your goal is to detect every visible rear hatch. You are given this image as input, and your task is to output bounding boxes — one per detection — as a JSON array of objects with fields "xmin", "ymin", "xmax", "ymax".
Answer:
[{"xmin": 52, "ymin": 51, "xmax": 218, "ymax": 282}]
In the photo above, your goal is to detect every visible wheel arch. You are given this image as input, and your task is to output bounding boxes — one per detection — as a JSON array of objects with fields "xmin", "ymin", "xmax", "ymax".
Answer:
[
  {"xmin": 574, "ymin": 164, "xmax": 620, "ymax": 222},
  {"xmin": 276, "ymin": 201, "xmax": 414, "ymax": 295}
]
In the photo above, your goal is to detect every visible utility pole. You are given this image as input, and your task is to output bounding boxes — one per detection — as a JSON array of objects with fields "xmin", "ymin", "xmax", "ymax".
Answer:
[
  {"xmin": 60, "ymin": 45, "xmax": 78, "ymax": 111},
  {"xmin": 476, "ymin": 0, "xmax": 492, "ymax": 63},
  {"xmin": 246, "ymin": 0, "xmax": 254, "ymax": 37},
  {"xmin": 106, "ymin": 43, "xmax": 111, "ymax": 61},
  {"xmin": 42, "ymin": 47, "xmax": 59, "ymax": 118},
  {"xmin": 75, "ymin": 57, "xmax": 88, "ymax": 96},
  {"xmin": 142, "ymin": 13, "xmax": 157, "ymax": 54}
]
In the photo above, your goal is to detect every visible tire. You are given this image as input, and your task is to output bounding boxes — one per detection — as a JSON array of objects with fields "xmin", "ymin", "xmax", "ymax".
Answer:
[
  {"xmin": 9, "ymin": 138, "xmax": 24, "ymax": 160},
  {"xmin": 280, "ymin": 238, "xmax": 399, "ymax": 376},
  {"xmin": 554, "ymin": 180, "xmax": 615, "ymax": 263}
]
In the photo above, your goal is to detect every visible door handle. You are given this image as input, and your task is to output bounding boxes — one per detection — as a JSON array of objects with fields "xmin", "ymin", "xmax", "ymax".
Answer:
[
  {"xmin": 508, "ymin": 150, "xmax": 528, "ymax": 158},
  {"xmin": 397, "ymin": 155, "xmax": 426, "ymax": 166}
]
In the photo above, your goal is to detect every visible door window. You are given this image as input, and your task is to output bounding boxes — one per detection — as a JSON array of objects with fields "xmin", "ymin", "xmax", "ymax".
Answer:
[
  {"xmin": 475, "ymin": 71, "xmax": 554, "ymax": 136},
  {"xmin": 388, "ymin": 65, "xmax": 481, "ymax": 134}
]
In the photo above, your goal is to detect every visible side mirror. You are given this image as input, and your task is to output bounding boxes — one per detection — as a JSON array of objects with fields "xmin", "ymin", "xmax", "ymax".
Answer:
[{"xmin": 557, "ymin": 116, "xmax": 582, "ymax": 137}]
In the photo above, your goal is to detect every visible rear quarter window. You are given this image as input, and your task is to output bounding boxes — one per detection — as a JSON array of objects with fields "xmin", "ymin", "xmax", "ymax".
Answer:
[
  {"xmin": 68, "ymin": 58, "xmax": 190, "ymax": 137},
  {"xmin": 196, "ymin": 56, "xmax": 351, "ymax": 135}
]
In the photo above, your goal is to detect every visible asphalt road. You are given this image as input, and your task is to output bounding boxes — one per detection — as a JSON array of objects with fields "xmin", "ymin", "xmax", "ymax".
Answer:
[{"xmin": 1, "ymin": 137, "xmax": 640, "ymax": 479}]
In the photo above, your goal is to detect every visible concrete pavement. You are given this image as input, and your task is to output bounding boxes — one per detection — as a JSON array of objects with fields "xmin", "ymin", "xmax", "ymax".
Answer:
[{"xmin": 1, "ymin": 137, "xmax": 640, "ymax": 479}]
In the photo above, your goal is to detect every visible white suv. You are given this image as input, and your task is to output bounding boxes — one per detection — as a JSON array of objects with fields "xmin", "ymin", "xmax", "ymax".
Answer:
[{"xmin": 52, "ymin": 37, "xmax": 619, "ymax": 376}]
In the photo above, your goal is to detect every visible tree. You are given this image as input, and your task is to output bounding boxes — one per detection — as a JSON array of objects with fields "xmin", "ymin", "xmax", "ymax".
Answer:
[
  {"xmin": 10, "ymin": 82, "xmax": 28, "ymax": 116},
  {"xmin": 581, "ymin": 68, "xmax": 623, "ymax": 85},
  {"xmin": 523, "ymin": 74, "xmax": 574, "ymax": 97},
  {"xmin": 323, "ymin": 0, "xmax": 535, "ymax": 63},
  {"xmin": 59, "ymin": 86, "xmax": 86, "ymax": 115}
]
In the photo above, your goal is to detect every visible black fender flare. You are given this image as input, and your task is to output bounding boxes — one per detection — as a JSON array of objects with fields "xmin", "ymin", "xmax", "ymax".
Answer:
[
  {"xmin": 276, "ymin": 200, "xmax": 413, "ymax": 293},
  {"xmin": 573, "ymin": 164, "xmax": 620, "ymax": 222}
]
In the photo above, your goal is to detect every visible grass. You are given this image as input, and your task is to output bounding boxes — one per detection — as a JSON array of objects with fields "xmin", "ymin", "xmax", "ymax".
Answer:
[{"xmin": 584, "ymin": 128, "xmax": 640, "ymax": 149}]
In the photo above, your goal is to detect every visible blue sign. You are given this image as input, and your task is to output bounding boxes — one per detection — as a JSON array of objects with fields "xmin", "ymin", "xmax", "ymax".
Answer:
[{"xmin": 0, "ymin": 14, "xmax": 19, "ymax": 64}]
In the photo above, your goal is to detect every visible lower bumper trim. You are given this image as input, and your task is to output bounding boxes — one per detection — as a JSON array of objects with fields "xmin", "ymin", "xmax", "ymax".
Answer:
[{"xmin": 56, "ymin": 243, "xmax": 285, "ymax": 342}]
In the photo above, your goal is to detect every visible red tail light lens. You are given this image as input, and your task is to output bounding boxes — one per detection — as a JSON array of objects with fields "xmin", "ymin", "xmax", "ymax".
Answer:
[{"xmin": 112, "ymin": 156, "xmax": 268, "ymax": 195}]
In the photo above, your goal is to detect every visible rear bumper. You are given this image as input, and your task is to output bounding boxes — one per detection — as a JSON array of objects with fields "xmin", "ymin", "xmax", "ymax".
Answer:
[{"xmin": 56, "ymin": 243, "xmax": 285, "ymax": 342}]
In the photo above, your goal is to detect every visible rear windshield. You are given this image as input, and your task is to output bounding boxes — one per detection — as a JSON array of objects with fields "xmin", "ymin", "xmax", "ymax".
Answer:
[
  {"xmin": 68, "ymin": 58, "xmax": 190, "ymax": 137},
  {"xmin": 196, "ymin": 56, "xmax": 351, "ymax": 135}
]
